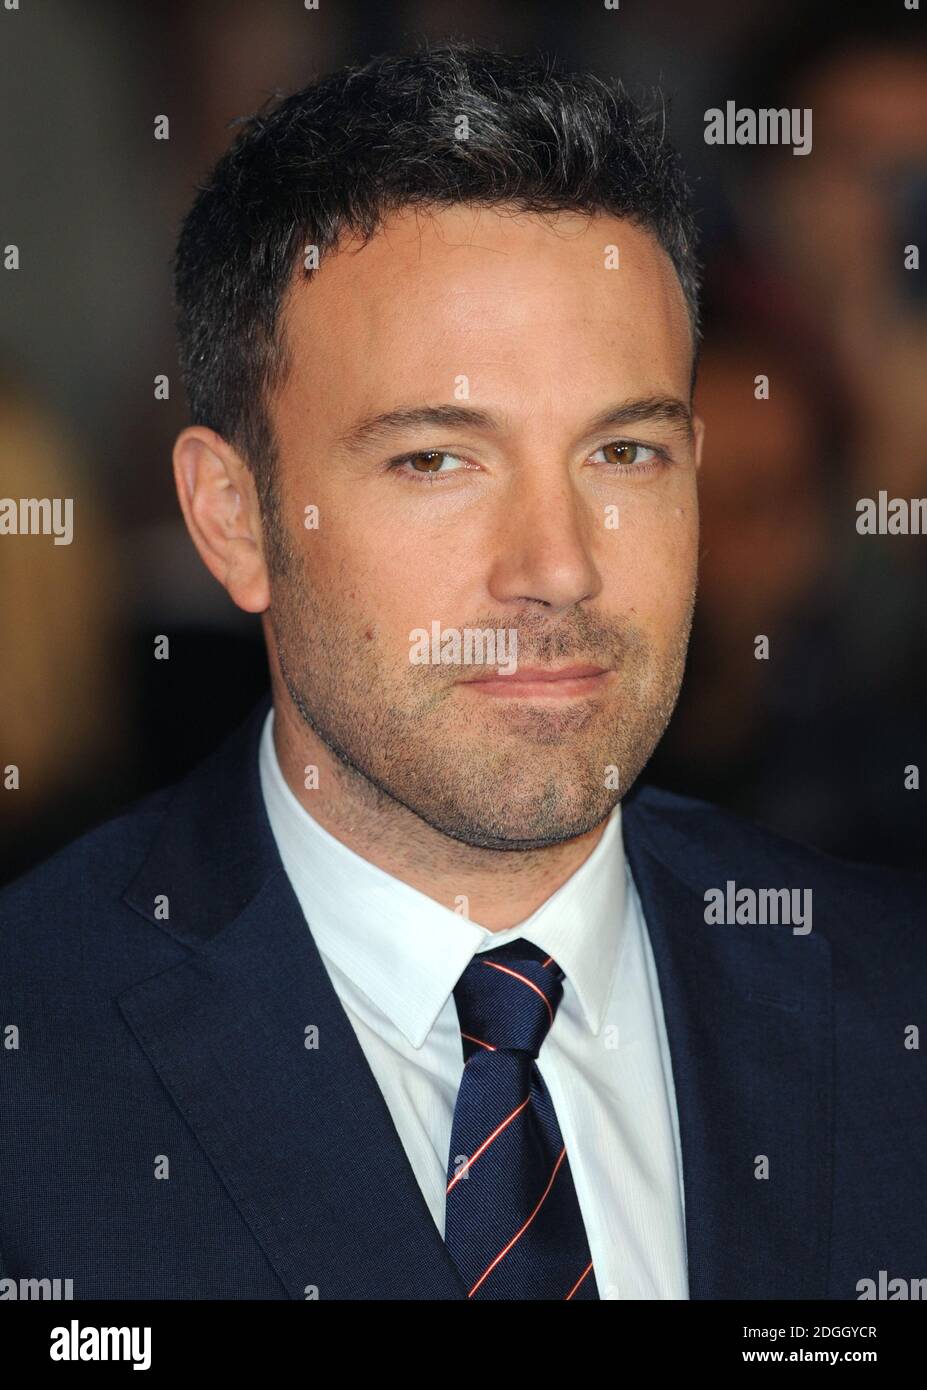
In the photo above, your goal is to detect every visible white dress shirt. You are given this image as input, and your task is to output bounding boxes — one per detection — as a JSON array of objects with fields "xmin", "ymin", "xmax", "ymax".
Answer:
[{"xmin": 258, "ymin": 708, "xmax": 689, "ymax": 1299}]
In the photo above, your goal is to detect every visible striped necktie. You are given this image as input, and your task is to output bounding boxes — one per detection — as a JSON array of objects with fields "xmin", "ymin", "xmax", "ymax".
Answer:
[{"xmin": 443, "ymin": 937, "xmax": 599, "ymax": 1300}]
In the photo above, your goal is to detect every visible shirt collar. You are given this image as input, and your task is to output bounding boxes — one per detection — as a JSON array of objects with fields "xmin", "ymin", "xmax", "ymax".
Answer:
[{"xmin": 258, "ymin": 708, "xmax": 626, "ymax": 1048}]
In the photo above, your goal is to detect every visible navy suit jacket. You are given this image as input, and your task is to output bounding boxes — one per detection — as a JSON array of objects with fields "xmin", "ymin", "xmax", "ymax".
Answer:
[{"xmin": 1, "ymin": 692, "xmax": 925, "ymax": 1300}]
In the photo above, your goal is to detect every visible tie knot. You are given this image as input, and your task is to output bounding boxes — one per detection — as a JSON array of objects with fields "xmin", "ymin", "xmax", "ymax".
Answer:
[{"xmin": 452, "ymin": 938, "xmax": 565, "ymax": 1062}]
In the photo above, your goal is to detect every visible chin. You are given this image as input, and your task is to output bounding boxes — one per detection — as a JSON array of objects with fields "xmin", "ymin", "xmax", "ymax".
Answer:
[{"xmin": 418, "ymin": 793, "xmax": 618, "ymax": 852}]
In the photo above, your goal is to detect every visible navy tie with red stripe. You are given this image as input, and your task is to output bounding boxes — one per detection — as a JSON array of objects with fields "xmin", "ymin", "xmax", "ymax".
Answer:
[{"xmin": 443, "ymin": 937, "xmax": 599, "ymax": 1300}]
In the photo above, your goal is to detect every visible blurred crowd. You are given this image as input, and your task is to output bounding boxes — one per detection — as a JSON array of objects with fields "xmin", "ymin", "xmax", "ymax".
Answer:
[{"xmin": 1, "ymin": 0, "xmax": 924, "ymax": 880}]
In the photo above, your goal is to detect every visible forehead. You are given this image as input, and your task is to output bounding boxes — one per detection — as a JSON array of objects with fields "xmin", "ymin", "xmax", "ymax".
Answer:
[{"xmin": 276, "ymin": 204, "xmax": 692, "ymax": 436}]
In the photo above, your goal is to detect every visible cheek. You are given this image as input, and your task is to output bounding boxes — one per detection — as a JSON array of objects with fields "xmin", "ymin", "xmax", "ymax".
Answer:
[
  {"xmin": 657, "ymin": 509, "xmax": 698, "ymax": 619},
  {"xmin": 672, "ymin": 501, "xmax": 700, "ymax": 573},
  {"xmin": 317, "ymin": 526, "xmax": 456, "ymax": 660},
  {"xmin": 605, "ymin": 499, "xmax": 698, "ymax": 624}
]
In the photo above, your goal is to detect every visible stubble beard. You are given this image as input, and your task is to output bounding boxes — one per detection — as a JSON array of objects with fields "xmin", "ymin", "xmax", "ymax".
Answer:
[{"xmin": 269, "ymin": 544, "xmax": 696, "ymax": 851}]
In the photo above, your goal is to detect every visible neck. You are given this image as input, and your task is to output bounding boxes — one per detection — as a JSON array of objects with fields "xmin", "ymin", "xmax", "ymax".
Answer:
[{"xmin": 270, "ymin": 689, "xmax": 609, "ymax": 932}]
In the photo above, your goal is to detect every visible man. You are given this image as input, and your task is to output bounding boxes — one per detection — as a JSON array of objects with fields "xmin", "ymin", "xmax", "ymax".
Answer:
[{"xmin": 1, "ymin": 41, "xmax": 924, "ymax": 1302}]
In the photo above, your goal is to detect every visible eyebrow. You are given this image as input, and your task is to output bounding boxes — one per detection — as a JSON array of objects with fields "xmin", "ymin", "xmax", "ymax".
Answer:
[{"xmin": 333, "ymin": 395, "xmax": 694, "ymax": 452}]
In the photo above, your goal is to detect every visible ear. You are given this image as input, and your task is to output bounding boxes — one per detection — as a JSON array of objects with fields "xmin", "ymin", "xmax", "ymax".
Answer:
[
  {"xmin": 692, "ymin": 413, "xmax": 705, "ymax": 472},
  {"xmin": 172, "ymin": 426, "xmax": 270, "ymax": 614}
]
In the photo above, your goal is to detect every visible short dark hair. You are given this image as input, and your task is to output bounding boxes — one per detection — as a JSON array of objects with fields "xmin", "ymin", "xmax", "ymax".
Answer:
[{"xmin": 173, "ymin": 38, "xmax": 701, "ymax": 527}]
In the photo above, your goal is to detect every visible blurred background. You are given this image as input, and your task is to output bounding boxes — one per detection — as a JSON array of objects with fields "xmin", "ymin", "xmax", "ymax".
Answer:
[{"xmin": 1, "ymin": 0, "xmax": 925, "ymax": 882}]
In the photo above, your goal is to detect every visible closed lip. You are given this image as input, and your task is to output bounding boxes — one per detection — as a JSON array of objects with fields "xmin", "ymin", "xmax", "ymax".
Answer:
[{"xmin": 459, "ymin": 664, "xmax": 608, "ymax": 683}]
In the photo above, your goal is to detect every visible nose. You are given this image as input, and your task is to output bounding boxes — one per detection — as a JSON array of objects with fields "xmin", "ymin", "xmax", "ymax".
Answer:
[{"xmin": 485, "ymin": 460, "xmax": 602, "ymax": 615}]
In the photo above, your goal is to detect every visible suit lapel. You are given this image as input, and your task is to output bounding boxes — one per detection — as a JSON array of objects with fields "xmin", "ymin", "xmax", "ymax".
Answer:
[
  {"xmin": 119, "ymin": 697, "xmax": 466, "ymax": 1300},
  {"xmin": 622, "ymin": 792, "xmax": 834, "ymax": 1299}
]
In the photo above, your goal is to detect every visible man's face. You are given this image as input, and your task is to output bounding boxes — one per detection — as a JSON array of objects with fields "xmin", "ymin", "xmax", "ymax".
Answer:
[{"xmin": 266, "ymin": 205, "xmax": 700, "ymax": 849}]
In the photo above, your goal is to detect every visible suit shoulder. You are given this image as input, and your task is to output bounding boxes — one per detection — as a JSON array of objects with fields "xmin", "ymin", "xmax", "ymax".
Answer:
[
  {"xmin": 628, "ymin": 781, "xmax": 927, "ymax": 933},
  {"xmin": 0, "ymin": 783, "xmax": 176, "ymax": 952}
]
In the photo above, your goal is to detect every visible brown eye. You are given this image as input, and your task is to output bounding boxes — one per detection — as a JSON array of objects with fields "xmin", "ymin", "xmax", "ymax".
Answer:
[
  {"xmin": 601, "ymin": 443, "xmax": 639, "ymax": 467},
  {"xmin": 594, "ymin": 441, "xmax": 658, "ymax": 468},
  {"xmin": 393, "ymin": 450, "xmax": 467, "ymax": 478},
  {"xmin": 408, "ymin": 451, "xmax": 445, "ymax": 472}
]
